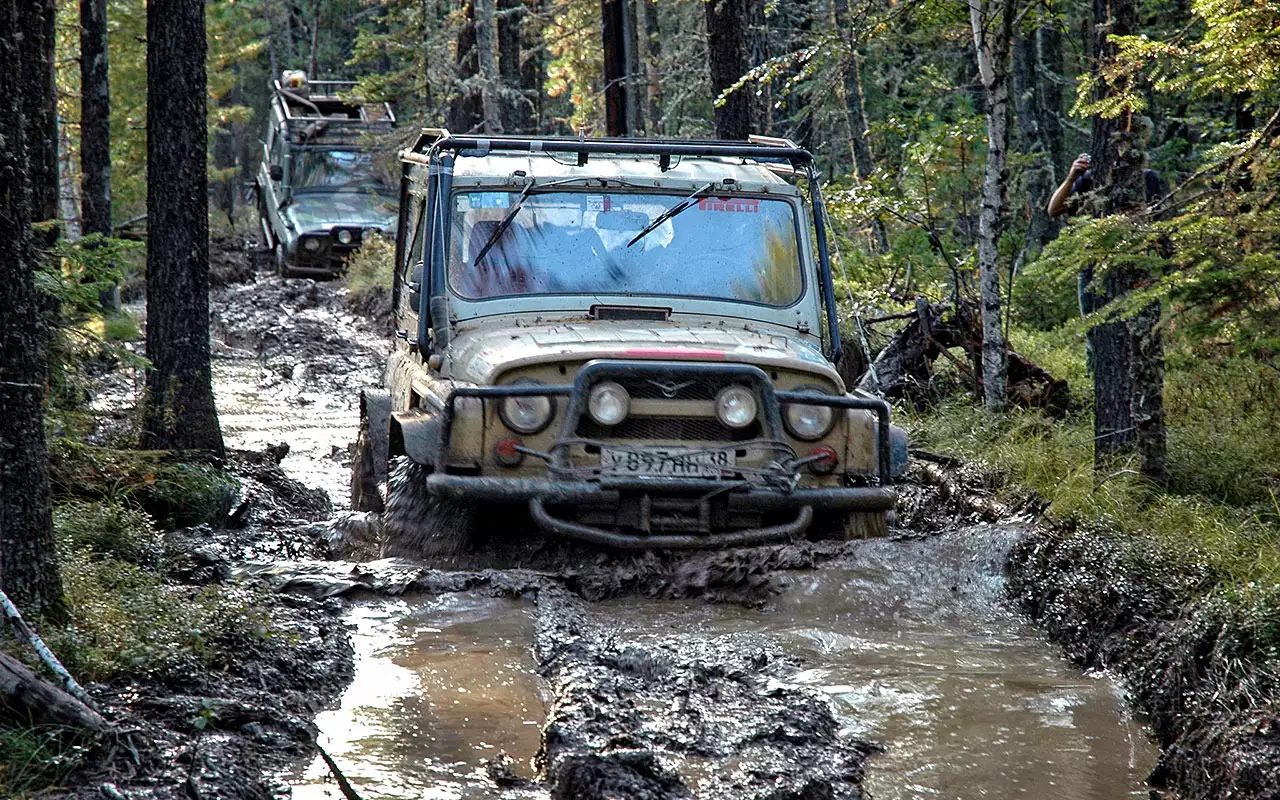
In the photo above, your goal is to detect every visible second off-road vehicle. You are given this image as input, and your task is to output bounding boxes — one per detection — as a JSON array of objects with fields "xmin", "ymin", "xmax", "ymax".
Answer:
[
  {"xmin": 256, "ymin": 72, "xmax": 397, "ymax": 277},
  {"xmin": 353, "ymin": 130, "xmax": 906, "ymax": 551}
]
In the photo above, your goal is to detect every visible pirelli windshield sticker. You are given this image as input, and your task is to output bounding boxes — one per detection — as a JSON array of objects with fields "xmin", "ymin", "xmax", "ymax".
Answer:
[{"xmin": 698, "ymin": 197, "xmax": 759, "ymax": 213}]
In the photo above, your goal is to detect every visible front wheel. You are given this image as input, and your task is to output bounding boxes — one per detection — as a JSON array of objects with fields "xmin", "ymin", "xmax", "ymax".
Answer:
[
  {"xmin": 812, "ymin": 510, "xmax": 892, "ymax": 540},
  {"xmin": 350, "ymin": 408, "xmax": 386, "ymax": 513},
  {"xmin": 381, "ymin": 456, "xmax": 475, "ymax": 561}
]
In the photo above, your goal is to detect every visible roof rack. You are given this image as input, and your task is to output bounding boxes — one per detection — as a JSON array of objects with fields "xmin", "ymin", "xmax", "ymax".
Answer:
[
  {"xmin": 273, "ymin": 79, "xmax": 396, "ymax": 127},
  {"xmin": 402, "ymin": 128, "xmax": 813, "ymax": 169}
]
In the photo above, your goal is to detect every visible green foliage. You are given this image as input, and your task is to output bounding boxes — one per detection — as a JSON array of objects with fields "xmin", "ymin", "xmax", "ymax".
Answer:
[
  {"xmin": 53, "ymin": 500, "xmax": 159, "ymax": 564},
  {"xmin": 543, "ymin": 0, "xmax": 603, "ymax": 132},
  {"xmin": 343, "ymin": 231, "xmax": 395, "ymax": 302},
  {"xmin": 51, "ymin": 547, "xmax": 270, "ymax": 682},
  {"xmin": 0, "ymin": 726, "xmax": 85, "ymax": 797},
  {"xmin": 48, "ymin": 442, "xmax": 239, "ymax": 529}
]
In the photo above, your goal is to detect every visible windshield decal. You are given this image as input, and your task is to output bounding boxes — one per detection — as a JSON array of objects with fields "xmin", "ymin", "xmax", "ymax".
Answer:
[{"xmin": 698, "ymin": 197, "xmax": 759, "ymax": 213}]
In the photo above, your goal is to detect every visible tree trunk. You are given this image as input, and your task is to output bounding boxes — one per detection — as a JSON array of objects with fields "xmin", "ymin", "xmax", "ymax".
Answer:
[
  {"xmin": 0, "ymin": 650, "xmax": 105, "ymax": 732},
  {"xmin": 141, "ymin": 0, "xmax": 225, "ymax": 456},
  {"xmin": 602, "ymin": 0, "xmax": 630, "ymax": 135},
  {"xmin": 498, "ymin": 0, "xmax": 531, "ymax": 133},
  {"xmin": 1087, "ymin": 0, "xmax": 1163, "ymax": 475},
  {"xmin": 1012, "ymin": 32, "xmax": 1060, "ymax": 260},
  {"xmin": 474, "ymin": 0, "xmax": 503, "ymax": 133},
  {"xmin": 641, "ymin": 0, "xmax": 662, "ymax": 134},
  {"xmin": 80, "ymin": 0, "xmax": 111, "ymax": 237},
  {"xmin": 23, "ymin": 0, "xmax": 59, "ymax": 225},
  {"xmin": 0, "ymin": 0, "xmax": 65, "ymax": 618},
  {"xmin": 971, "ymin": 0, "xmax": 1014, "ymax": 412},
  {"xmin": 705, "ymin": 0, "xmax": 758, "ymax": 139},
  {"xmin": 449, "ymin": 2, "xmax": 482, "ymax": 132}
]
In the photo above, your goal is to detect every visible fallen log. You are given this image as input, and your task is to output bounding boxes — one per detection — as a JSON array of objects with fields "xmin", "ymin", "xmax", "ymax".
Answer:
[{"xmin": 0, "ymin": 648, "xmax": 107, "ymax": 732}]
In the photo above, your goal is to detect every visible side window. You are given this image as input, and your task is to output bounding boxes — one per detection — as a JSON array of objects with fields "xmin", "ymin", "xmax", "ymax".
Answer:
[
  {"xmin": 268, "ymin": 132, "xmax": 282, "ymax": 179},
  {"xmin": 402, "ymin": 195, "xmax": 425, "ymax": 279}
]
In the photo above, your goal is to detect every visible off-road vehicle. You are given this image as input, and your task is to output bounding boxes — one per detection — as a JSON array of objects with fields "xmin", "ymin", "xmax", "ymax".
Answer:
[
  {"xmin": 353, "ymin": 130, "xmax": 907, "ymax": 551},
  {"xmin": 255, "ymin": 72, "xmax": 397, "ymax": 277}
]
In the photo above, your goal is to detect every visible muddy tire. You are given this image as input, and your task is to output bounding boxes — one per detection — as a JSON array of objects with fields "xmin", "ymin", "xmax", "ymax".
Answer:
[
  {"xmin": 275, "ymin": 242, "xmax": 295, "ymax": 279},
  {"xmin": 843, "ymin": 511, "xmax": 891, "ymax": 539},
  {"xmin": 381, "ymin": 456, "xmax": 475, "ymax": 561},
  {"xmin": 256, "ymin": 188, "xmax": 274, "ymax": 250},
  {"xmin": 350, "ymin": 407, "xmax": 387, "ymax": 513}
]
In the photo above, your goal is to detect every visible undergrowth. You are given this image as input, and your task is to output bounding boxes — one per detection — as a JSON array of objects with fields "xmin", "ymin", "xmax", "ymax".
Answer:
[
  {"xmin": 343, "ymin": 231, "xmax": 394, "ymax": 303},
  {"xmin": 45, "ymin": 501, "xmax": 273, "ymax": 683},
  {"xmin": 907, "ymin": 353, "xmax": 1280, "ymax": 592}
]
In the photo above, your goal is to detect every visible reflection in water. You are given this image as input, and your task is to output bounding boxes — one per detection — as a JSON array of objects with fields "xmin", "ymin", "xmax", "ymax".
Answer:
[
  {"xmin": 288, "ymin": 594, "xmax": 547, "ymax": 800},
  {"xmin": 599, "ymin": 526, "xmax": 1155, "ymax": 800}
]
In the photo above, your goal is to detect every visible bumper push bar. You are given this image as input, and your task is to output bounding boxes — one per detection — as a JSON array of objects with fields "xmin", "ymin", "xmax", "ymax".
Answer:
[{"xmin": 430, "ymin": 361, "xmax": 897, "ymax": 549}]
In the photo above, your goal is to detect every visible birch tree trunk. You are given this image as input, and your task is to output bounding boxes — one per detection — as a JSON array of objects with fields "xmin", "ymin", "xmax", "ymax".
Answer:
[{"xmin": 970, "ymin": 0, "xmax": 1014, "ymax": 411}]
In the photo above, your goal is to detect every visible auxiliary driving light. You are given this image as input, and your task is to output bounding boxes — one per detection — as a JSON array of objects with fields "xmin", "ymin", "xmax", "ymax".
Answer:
[
  {"xmin": 783, "ymin": 385, "xmax": 836, "ymax": 441},
  {"xmin": 715, "ymin": 385, "xmax": 757, "ymax": 429},
  {"xmin": 336, "ymin": 229, "xmax": 354, "ymax": 245},
  {"xmin": 499, "ymin": 381, "xmax": 554, "ymax": 434},
  {"xmin": 302, "ymin": 237, "xmax": 321, "ymax": 252},
  {"xmin": 587, "ymin": 381, "xmax": 630, "ymax": 426}
]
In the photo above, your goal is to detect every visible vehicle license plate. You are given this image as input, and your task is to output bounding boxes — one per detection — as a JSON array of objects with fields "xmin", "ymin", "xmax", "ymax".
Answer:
[{"xmin": 600, "ymin": 447, "xmax": 734, "ymax": 477}]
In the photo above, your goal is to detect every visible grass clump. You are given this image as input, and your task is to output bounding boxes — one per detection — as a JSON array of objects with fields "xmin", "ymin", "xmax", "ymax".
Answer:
[
  {"xmin": 0, "ymin": 726, "xmax": 85, "ymax": 797},
  {"xmin": 54, "ymin": 500, "xmax": 159, "ymax": 564},
  {"xmin": 343, "ymin": 231, "xmax": 394, "ymax": 303}
]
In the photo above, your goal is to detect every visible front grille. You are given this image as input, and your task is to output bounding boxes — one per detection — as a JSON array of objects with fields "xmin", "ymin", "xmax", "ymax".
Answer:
[
  {"xmin": 624, "ymin": 378, "xmax": 720, "ymax": 401},
  {"xmin": 578, "ymin": 417, "xmax": 761, "ymax": 441}
]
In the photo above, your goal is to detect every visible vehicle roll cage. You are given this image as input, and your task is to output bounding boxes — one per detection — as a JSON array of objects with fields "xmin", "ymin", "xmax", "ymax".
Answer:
[{"xmin": 396, "ymin": 130, "xmax": 844, "ymax": 366}]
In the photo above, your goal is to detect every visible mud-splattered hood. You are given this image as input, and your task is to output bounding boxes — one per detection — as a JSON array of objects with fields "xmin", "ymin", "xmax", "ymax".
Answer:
[
  {"xmin": 283, "ymin": 189, "xmax": 396, "ymax": 234},
  {"xmin": 447, "ymin": 319, "xmax": 842, "ymax": 388}
]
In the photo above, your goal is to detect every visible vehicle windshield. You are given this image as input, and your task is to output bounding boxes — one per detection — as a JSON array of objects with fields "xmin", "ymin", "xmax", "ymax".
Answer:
[
  {"xmin": 447, "ymin": 190, "xmax": 804, "ymax": 306},
  {"xmin": 293, "ymin": 149, "xmax": 391, "ymax": 192}
]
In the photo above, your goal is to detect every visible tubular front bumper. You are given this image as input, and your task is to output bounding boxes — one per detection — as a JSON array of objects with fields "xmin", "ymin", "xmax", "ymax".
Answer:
[
  {"xmin": 415, "ymin": 360, "xmax": 901, "ymax": 549},
  {"xmin": 425, "ymin": 474, "xmax": 896, "ymax": 549}
]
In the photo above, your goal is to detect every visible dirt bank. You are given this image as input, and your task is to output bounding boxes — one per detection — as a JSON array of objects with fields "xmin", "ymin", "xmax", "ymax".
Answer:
[{"xmin": 1008, "ymin": 525, "xmax": 1280, "ymax": 800}]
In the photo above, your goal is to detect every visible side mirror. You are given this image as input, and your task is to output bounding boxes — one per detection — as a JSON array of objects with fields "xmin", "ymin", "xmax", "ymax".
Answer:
[
  {"xmin": 268, "ymin": 164, "xmax": 284, "ymax": 182},
  {"xmin": 407, "ymin": 260, "xmax": 424, "ymax": 310}
]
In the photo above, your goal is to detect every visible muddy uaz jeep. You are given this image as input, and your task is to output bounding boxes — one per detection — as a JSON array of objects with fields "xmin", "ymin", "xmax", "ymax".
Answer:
[
  {"xmin": 256, "ymin": 73, "xmax": 397, "ymax": 277},
  {"xmin": 353, "ymin": 131, "xmax": 907, "ymax": 551}
]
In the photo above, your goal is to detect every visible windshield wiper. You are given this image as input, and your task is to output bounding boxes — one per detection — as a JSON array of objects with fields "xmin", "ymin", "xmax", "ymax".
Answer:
[
  {"xmin": 627, "ymin": 182, "xmax": 716, "ymax": 248},
  {"xmin": 472, "ymin": 176, "xmax": 637, "ymax": 266}
]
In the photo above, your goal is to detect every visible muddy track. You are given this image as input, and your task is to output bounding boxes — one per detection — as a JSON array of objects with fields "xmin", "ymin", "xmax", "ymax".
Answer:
[{"xmin": 60, "ymin": 258, "xmax": 1165, "ymax": 799}]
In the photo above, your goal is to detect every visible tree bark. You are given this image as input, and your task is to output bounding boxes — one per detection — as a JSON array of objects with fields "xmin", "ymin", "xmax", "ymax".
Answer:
[
  {"xmin": 602, "ymin": 0, "xmax": 630, "ymax": 135},
  {"xmin": 80, "ymin": 0, "xmax": 111, "ymax": 237},
  {"xmin": 0, "ymin": 650, "xmax": 106, "ymax": 732},
  {"xmin": 498, "ymin": 0, "xmax": 531, "ymax": 133},
  {"xmin": 0, "ymin": 0, "xmax": 65, "ymax": 617},
  {"xmin": 641, "ymin": 0, "xmax": 662, "ymax": 134},
  {"xmin": 705, "ymin": 0, "xmax": 758, "ymax": 139},
  {"xmin": 474, "ymin": 0, "xmax": 503, "ymax": 133},
  {"xmin": 141, "ymin": 0, "xmax": 225, "ymax": 456},
  {"xmin": 449, "ymin": 2, "xmax": 483, "ymax": 133},
  {"xmin": 23, "ymin": 0, "xmax": 59, "ymax": 225},
  {"xmin": 971, "ymin": 0, "xmax": 1014, "ymax": 412},
  {"xmin": 1012, "ymin": 32, "xmax": 1060, "ymax": 260}
]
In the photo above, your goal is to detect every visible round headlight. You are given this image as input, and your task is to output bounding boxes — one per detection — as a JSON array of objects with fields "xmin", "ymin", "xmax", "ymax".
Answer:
[
  {"xmin": 302, "ymin": 237, "xmax": 321, "ymax": 252},
  {"xmin": 783, "ymin": 386, "xmax": 836, "ymax": 441},
  {"xmin": 336, "ymin": 229, "xmax": 353, "ymax": 245},
  {"xmin": 499, "ymin": 381, "xmax": 554, "ymax": 434},
  {"xmin": 715, "ymin": 385, "xmax": 757, "ymax": 429},
  {"xmin": 588, "ymin": 381, "xmax": 630, "ymax": 426}
]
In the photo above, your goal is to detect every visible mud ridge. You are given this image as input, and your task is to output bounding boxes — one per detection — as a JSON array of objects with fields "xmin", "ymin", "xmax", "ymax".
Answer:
[
  {"xmin": 532, "ymin": 584, "xmax": 877, "ymax": 800},
  {"xmin": 1008, "ymin": 525, "xmax": 1280, "ymax": 800}
]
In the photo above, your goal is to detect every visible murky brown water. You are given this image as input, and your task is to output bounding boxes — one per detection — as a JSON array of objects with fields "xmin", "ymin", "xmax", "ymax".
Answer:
[
  {"xmin": 290, "ymin": 527, "xmax": 1153, "ymax": 799},
  {"xmin": 288, "ymin": 593, "xmax": 548, "ymax": 799},
  {"xmin": 597, "ymin": 526, "xmax": 1155, "ymax": 800}
]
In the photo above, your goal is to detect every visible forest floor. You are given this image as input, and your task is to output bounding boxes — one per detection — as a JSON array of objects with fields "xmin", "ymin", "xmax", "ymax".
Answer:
[{"xmin": 35, "ymin": 238, "xmax": 1273, "ymax": 800}]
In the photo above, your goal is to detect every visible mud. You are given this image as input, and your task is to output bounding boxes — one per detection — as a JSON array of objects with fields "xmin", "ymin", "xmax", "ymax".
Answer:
[
  {"xmin": 1009, "ymin": 524, "xmax": 1280, "ymax": 800},
  {"xmin": 57, "ymin": 244, "xmax": 1176, "ymax": 800}
]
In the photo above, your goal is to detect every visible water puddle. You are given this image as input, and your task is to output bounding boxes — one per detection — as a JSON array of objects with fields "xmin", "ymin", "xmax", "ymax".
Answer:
[
  {"xmin": 288, "ymin": 592, "xmax": 548, "ymax": 800},
  {"xmin": 597, "ymin": 526, "xmax": 1156, "ymax": 800}
]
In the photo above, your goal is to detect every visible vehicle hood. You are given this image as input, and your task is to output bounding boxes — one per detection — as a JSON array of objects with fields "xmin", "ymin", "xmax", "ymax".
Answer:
[
  {"xmin": 284, "ymin": 190, "xmax": 396, "ymax": 234},
  {"xmin": 447, "ymin": 319, "xmax": 842, "ymax": 388}
]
